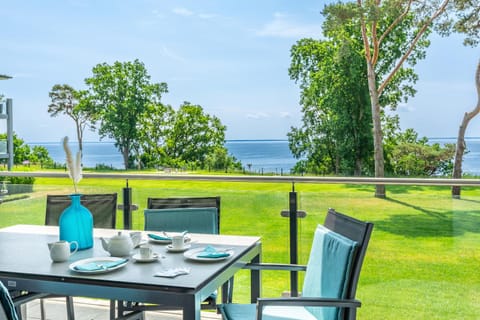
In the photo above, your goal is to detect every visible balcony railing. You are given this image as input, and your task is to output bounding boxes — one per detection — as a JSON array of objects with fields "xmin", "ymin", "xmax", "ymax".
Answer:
[{"xmin": 1, "ymin": 171, "xmax": 479, "ymax": 319}]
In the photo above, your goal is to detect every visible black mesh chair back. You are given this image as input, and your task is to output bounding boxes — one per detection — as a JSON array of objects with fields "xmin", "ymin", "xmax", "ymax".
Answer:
[
  {"xmin": 45, "ymin": 193, "xmax": 117, "ymax": 228},
  {"xmin": 147, "ymin": 196, "xmax": 221, "ymax": 233},
  {"xmin": 324, "ymin": 208, "xmax": 374, "ymax": 319}
]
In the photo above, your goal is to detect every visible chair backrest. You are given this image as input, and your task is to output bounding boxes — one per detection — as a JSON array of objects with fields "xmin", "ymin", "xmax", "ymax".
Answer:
[
  {"xmin": 0, "ymin": 281, "xmax": 18, "ymax": 320},
  {"xmin": 147, "ymin": 196, "xmax": 221, "ymax": 232},
  {"xmin": 144, "ymin": 207, "xmax": 219, "ymax": 234},
  {"xmin": 302, "ymin": 208, "xmax": 373, "ymax": 320},
  {"xmin": 45, "ymin": 193, "xmax": 117, "ymax": 228}
]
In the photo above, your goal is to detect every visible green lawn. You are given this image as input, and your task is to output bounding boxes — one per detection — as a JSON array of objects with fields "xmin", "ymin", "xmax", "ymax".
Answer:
[{"xmin": 1, "ymin": 177, "xmax": 479, "ymax": 319}]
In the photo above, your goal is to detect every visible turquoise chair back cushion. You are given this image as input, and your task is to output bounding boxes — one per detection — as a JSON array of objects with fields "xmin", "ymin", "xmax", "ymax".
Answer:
[
  {"xmin": 144, "ymin": 207, "xmax": 218, "ymax": 234},
  {"xmin": 302, "ymin": 225, "xmax": 357, "ymax": 320},
  {"xmin": 0, "ymin": 281, "xmax": 18, "ymax": 320}
]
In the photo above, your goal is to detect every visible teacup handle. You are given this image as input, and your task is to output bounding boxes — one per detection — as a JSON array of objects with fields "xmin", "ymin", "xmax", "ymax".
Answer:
[{"xmin": 70, "ymin": 241, "xmax": 79, "ymax": 255}]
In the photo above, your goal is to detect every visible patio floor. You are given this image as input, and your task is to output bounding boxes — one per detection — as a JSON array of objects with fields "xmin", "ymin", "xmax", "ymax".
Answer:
[{"xmin": 23, "ymin": 297, "xmax": 222, "ymax": 320}]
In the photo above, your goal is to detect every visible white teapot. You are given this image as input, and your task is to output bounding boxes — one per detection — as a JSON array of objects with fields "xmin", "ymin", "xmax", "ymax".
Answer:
[
  {"xmin": 101, "ymin": 232, "xmax": 140, "ymax": 257},
  {"xmin": 48, "ymin": 240, "xmax": 78, "ymax": 262}
]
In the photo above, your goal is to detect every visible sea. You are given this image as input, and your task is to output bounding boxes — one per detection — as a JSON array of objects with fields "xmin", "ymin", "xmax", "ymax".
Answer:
[{"xmin": 28, "ymin": 138, "xmax": 480, "ymax": 175}]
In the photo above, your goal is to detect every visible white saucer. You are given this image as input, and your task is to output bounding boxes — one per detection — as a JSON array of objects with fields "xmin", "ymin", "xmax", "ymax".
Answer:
[
  {"xmin": 166, "ymin": 244, "xmax": 191, "ymax": 253},
  {"xmin": 132, "ymin": 253, "xmax": 159, "ymax": 262}
]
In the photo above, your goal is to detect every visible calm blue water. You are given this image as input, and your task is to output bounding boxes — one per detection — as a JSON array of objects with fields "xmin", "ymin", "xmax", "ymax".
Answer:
[
  {"xmin": 28, "ymin": 140, "xmax": 298, "ymax": 173},
  {"xmin": 28, "ymin": 138, "xmax": 480, "ymax": 175}
]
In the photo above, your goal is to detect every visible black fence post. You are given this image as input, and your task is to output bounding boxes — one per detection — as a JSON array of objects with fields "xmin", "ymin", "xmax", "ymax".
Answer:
[
  {"xmin": 123, "ymin": 179, "xmax": 132, "ymax": 230},
  {"xmin": 289, "ymin": 182, "xmax": 298, "ymax": 297}
]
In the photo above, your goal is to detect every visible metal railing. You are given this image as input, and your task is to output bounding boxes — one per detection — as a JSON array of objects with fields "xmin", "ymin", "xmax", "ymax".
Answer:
[{"xmin": 2, "ymin": 171, "xmax": 479, "ymax": 296}]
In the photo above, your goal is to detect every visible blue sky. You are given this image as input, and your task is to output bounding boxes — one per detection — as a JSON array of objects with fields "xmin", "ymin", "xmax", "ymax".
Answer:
[{"xmin": 0, "ymin": 1, "xmax": 478, "ymax": 142}]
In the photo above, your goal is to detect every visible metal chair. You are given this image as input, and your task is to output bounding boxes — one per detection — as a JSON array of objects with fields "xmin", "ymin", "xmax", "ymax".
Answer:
[
  {"xmin": 146, "ymin": 196, "xmax": 223, "ymax": 308},
  {"xmin": 1, "ymin": 281, "xmax": 19, "ymax": 320},
  {"xmin": 218, "ymin": 208, "xmax": 374, "ymax": 320},
  {"xmin": 13, "ymin": 193, "xmax": 134, "ymax": 320},
  {"xmin": 116, "ymin": 196, "xmax": 224, "ymax": 317}
]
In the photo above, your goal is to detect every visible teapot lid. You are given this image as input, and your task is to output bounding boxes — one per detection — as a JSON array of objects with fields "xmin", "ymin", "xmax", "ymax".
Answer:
[{"xmin": 111, "ymin": 231, "xmax": 129, "ymax": 240}]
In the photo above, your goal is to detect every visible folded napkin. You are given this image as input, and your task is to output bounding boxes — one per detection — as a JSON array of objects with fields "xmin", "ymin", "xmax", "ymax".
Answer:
[
  {"xmin": 154, "ymin": 267, "xmax": 190, "ymax": 278},
  {"xmin": 148, "ymin": 233, "xmax": 171, "ymax": 241},
  {"xmin": 196, "ymin": 245, "xmax": 230, "ymax": 259},
  {"xmin": 74, "ymin": 258, "xmax": 128, "ymax": 272}
]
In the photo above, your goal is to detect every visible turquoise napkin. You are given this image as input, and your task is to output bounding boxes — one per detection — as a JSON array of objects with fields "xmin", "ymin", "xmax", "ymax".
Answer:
[
  {"xmin": 74, "ymin": 258, "xmax": 128, "ymax": 271},
  {"xmin": 197, "ymin": 245, "xmax": 230, "ymax": 259},
  {"xmin": 148, "ymin": 233, "xmax": 171, "ymax": 241}
]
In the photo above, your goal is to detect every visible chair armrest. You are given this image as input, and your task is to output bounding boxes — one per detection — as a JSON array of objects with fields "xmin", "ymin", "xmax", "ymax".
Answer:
[
  {"xmin": 244, "ymin": 263, "xmax": 307, "ymax": 272},
  {"xmin": 256, "ymin": 297, "xmax": 361, "ymax": 320}
]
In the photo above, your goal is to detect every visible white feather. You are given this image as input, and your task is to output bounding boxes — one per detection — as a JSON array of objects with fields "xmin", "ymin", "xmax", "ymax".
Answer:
[{"xmin": 63, "ymin": 136, "xmax": 82, "ymax": 193}]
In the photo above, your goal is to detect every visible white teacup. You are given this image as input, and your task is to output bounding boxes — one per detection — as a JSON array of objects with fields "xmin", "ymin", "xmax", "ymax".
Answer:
[
  {"xmin": 48, "ymin": 240, "xmax": 78, "ymax": 262},
  {"xmin": 171, "ymin": 235, "xmax": 185, "ymax": 250},
  {"xmin": 139, "ymin": 244, "xmax": 153, "ymax": 259},
  {"xmin": 129, "ymin": 231, "xmax": 142, "ymax": 248}
]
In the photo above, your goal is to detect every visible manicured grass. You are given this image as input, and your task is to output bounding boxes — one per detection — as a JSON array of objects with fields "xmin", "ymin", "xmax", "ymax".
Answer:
[{"xmin": 1, "ymin": 177, "xmax": 480, "ymax": 319}]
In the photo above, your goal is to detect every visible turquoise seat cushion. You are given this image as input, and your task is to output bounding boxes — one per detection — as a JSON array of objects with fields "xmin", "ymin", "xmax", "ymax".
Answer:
[
  {"xmin": 302, "ymin": 225, "xmax": 357, "ymax": 320},
  {"xmin": 222, "ymin": 303, "xmax": 318, "ymax": 320},
  {"xmin": 0, "ymin": 281, "xmax": 18, "ymax": 320},
  {"xmin": 144, "ymin": 207, "xmax": 218, "ymax": 234}
]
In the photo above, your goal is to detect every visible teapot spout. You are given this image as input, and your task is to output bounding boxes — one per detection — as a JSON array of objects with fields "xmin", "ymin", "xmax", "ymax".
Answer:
[
  {"xmin": 47, "ymin": 242, "xmax": 54, "ymax": 251},
  {"xmin": 100, "ymin": 237, "xmax": 109, "ymax": 252}
]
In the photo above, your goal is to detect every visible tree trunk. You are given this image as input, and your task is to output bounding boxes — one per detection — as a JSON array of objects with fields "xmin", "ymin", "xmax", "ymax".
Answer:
[
  {"xmin": 366, "ymin": 60, "xmax": 386, "ymax": 198},
  {"xmin": 75, "ymin": 120, "xmax": 83, "ymax": 161},
  {"xmin": 122, "ymin": 146, "xmax": 129, "ymax": 170},
  {"xmin": 452, "ymin": 60, "xmax": 480, "ymax": 198}
]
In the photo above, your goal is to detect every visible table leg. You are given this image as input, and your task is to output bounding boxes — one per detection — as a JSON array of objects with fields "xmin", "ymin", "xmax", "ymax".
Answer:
[
  {"xmin": 250, "ymin": 249, "xmax": 261, "ymax": 303},
  {"xmin": 182, "ymin": 295, "xmax": 201, "ymax": 320}
]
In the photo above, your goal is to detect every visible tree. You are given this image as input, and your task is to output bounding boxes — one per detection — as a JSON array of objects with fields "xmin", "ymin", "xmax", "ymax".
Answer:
[
  {"xmin": 388, "ymin": 129, "xmax": 455, "ymax": 176},
  {"xmin": 163, "ymin": 102, "xmax": 232, "ymax": 169},
  {"xmin": 0, "ymin": 133, "xmax": 52, "ymax": 166},
  {"xmin": 84, "ymin": 60, "xmax": 168, "ymax": 169},
  {"xmin": 451, "ymin": 0, "xmax": 480, "ymax": 195},
  {"xmin": 48, "ymin": 84, "xmax": 91, "ymax": 156},
  {"xmin": 452, "ymin": 61, "xmax": 480, "ymax": 197},
  {"xmin": 136, "ymin": 102, "xmax": 175, "ymax": 169},
  {"xmin": 324, "ymin": 0, "xmax": 478, "ymax": 198},
  {"xmin": 288, "ymin": 34, "xmax": 374, "ymax": 176},
  {"xmin": 30, "ymin": 145, "xmax": 54, "ymax": 167}
]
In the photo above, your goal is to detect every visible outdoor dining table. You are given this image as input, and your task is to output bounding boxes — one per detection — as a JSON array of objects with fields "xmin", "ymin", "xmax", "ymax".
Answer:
[{"xmin": 0, "ymin": 225, "xmax": 262, "ymax": 320}]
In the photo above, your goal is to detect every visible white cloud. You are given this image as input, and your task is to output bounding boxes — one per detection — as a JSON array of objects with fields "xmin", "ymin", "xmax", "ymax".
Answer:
[
  {"xmin": 246, "ymin": 112, "xmax": 270, "ymax": 119},
  {"xmin": 280, "ymin": 111, "xmax": 291, "ymax": 118},
  {"xmin": 198, "ymin": 13, "xmax": 217, "ymax": 19},
  {"xmin": 159, "ymin": 46, "xmax": 186, "ymax": 63},
  {"xmin": 397, "ymin": 103, "xmax": 416, "ymax": 113},
  {"xmin": 173, "ymin": 7, "xmax": 194, "ymax": 17},
  {"xmin": 257, "ymin": 13, "xmax": 323, "ymax": 38},
  {"xmin": 171, "ymin": 7, "xmax": 217, "ymax": 20}
]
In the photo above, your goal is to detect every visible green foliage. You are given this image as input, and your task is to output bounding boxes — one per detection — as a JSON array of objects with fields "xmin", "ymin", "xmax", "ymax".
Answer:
[
  {"xmin": 84, "ymin": 59, "xmax": 168, "ymax": 170},
  {"xmin": 386, "ymin": 129, "xmax": 455, "ymax": 176},
  {"xmin": 0, "ymin": 133, "xmax": 53, "ymax": 166},
  {"xmin": 288, "ymin": 28, "xmax": 374, "ymax": 175}
]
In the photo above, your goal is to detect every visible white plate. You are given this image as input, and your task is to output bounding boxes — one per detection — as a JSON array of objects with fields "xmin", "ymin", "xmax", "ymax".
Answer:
[
  {"xmin": 166, "ymin": 244, "xmax": 191, "ymax": 253},
  {"xmin": 183, "ymin": 248, "xmax": 233, "ymax": 262},
  {"xmin": 69, "ymin": 257, "xmax": 128, "ymax": 274},
  {"xmin": 132, "ymin": 253, "xmax": 160, "ymax": 262},
  {"xmin": 148, "ymin": 233, "xmax": 191, "ymax": 244}
]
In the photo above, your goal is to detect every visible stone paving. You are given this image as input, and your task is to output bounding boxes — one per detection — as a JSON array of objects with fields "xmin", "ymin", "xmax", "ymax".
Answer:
[{"xmin": 23, "ymin": 297, "xmax": 222, "ymax": 320}]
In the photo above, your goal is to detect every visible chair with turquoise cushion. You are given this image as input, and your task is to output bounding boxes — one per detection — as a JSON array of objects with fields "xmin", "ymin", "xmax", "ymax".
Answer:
[
  {"xmin": 218, "ymin": 208, "xmax": 374, "ymax": 320},
  {"xmin": 117, "ymin": 197, "xmax": 223, "ymax": 317},
  {"xmin": 1, "ymin": 281, "xmax": 19, "ymax": 320},
  {"xmin": 144, "ymin": 207, "xmax": 218, "ymax": 233}
]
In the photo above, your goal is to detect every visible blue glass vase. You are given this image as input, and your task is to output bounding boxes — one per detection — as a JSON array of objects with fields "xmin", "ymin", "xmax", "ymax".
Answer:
[{"xmin": 59, "ymin": 194, "xmax": 93, "ymax": 250}]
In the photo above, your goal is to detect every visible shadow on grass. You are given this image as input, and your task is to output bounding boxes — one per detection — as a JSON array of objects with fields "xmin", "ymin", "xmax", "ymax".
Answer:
[
  {"xmin": 371, "ymin": 197, "xmax": 480, "ymax": 237},
  {"xmin": 344, "ymin": 184, "xmax": 440, "ymax": 195}
]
